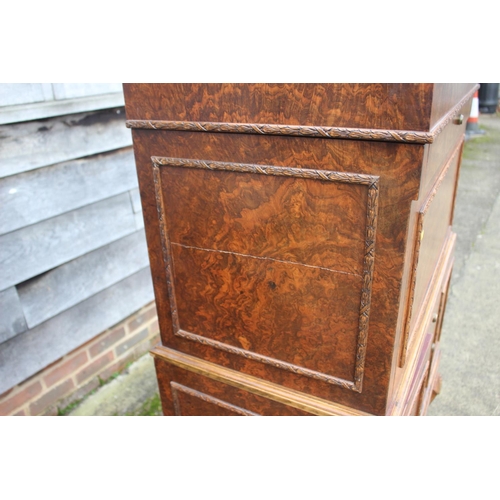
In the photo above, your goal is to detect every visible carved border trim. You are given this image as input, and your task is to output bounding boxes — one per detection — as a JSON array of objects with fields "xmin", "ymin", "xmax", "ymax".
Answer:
[
  {"xmin": 152, "ymin": 156, "xmax": 379, "ymax": 185},
  {"xmin": 128, "ymin": 85, "xmax": 478, "ymax": 144},
  {"xmin": 153, "ymin": 157, "xmax": 379, "ymax": 393},
  {"xmin": 170, "ymin": 381, "xmax": 258, "ymax": 416},
  {"xmin": 130, "ymin": 119, "xmax": 433, "ymax": 143},
  {"xmin": 399, "ymin": 140, "xmax": 463, "ymax": 367}
]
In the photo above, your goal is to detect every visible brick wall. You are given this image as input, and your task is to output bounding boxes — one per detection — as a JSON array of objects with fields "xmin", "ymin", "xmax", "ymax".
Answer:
[{"xmin": 0, "ymin": 302, "xmax": 159, "ymax": 416}]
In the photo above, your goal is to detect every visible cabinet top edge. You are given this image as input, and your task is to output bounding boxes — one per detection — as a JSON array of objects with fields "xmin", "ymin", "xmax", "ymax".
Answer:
[{"xmin": 124, "ymin": 84, "xmax": 477, "ymax": 144}]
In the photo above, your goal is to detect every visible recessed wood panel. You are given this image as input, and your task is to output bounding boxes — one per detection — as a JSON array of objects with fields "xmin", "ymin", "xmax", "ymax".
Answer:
[
  {"xmin": 153, "ymin": 157, "xmax": 378, "ymax": 391},
  {"xmin": 170, "ymin": 382, "xmax": 258, "ymax": 416}
]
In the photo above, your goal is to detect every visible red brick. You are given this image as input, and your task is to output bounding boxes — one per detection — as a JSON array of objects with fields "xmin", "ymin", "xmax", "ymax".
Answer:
[
  {"xmin": 14, "ymin": 409, "xmax": 26, "ymax": 416},
  {"xmin": 44, "ymin": 351, "xmax": 89, "ymax": 388},
  {"xmin": 128, "ymin": 308, "xmax": 157, "ymax": 333},
  {"xmin": 98, "ymin": 359, "xmax": 128, "ymax": 382},
  {"xmin": 89, "ymin": 326, "xmax": 126, "ymax": 358},
  {"xmin": 29, "ymin": 379, "xmax": 74, "ymax": 415},
  {"xmin": 0, "ymin": 381, "xmax": 42, "ymax": 416},
  {"xmin": 116, "ymin": 328, "xmax": 149, "ymax": 356},
  {"xmin": 0, "ymin": 387, "xmax": 14, "ymax": 399},
  {"xmin": 76, "ymin": 351, "xmax": 115, "ymax": 385},
  {"xmin": 58, "ymin": 378, "xmax": 100, "ymax": 413},
  {"xmin": 135, "ymin": 339, "xmax": 155, "ymax": 357}
]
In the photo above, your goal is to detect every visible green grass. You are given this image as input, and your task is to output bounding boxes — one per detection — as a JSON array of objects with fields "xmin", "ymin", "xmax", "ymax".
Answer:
[{"xmin": 125, "ymin": 393, "xmax": 162, "ymax": 416}]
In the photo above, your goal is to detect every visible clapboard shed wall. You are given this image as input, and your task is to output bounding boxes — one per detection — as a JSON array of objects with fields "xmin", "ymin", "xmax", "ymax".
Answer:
[{"xmin": 0, "ymin": 84, "xmax": 154, "ymax": 396}]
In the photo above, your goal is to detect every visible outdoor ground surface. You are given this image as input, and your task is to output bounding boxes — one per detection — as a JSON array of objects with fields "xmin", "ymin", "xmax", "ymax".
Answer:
[{"xmin": 67, "ymin": 113, "xmax": 500, "ymax": 417}]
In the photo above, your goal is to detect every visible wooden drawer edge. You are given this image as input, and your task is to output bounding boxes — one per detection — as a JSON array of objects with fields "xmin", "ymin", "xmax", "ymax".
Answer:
[
  {"xmin": 399, "ymin": 141, "xmax": 461, "ymax": 367},
  {"xmin": 419, "ymin": 350, "xmax": 442, "ymax": 415},
  {"xmin": 151, "ymin": 346, "xmax": 372, "ymax": 416},
  {"xmin": 389, "ymin": 232, "xmax": 455, "ymax": 415}
]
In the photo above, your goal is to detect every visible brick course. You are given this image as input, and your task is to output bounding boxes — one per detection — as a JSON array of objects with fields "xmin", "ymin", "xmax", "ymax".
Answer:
[
  {"xmin": 76, "ymin": 351, "xmax": 115, "ymax": 385},
  {"xmin": 44, "ymin": 351, "xmax": 88, "ymax": 388},
  {"xmin": 89, "ymin": 326, "xmax": 126, "ymax": 358},
  {"xmin": 0, "ymin": 301, "xmax": 159, "ymax": 416},
  {"xmin": 115, "ymin": 327, "xmax": 149, "ymax": 356},
  {"xmin": 0, "ymin": 381, "xmax": 42, "ymax": 416},
  {"xmin": 29, "ymin": 379, "xmax": 74, "ymax": 415}
]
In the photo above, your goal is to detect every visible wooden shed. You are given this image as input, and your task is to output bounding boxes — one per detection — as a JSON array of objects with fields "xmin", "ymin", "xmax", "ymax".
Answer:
[{"xmin": 0, "ymin": 84, "xmax": 158, "ymax": 415}]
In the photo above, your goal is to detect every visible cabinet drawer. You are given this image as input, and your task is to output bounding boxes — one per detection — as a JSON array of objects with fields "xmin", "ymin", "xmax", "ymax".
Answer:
[
  {"xmin": 400, "ymin": 143, "xmax": 460, "ymax": 366},
  {"xmin": 158, "ymin": 366, "xmax": 310, "ymax": 416},
  {"xmin": 152, "ymin": 346, "xmax": 371, "ymax": 416},
  {"xmin": 421, "ymin": 96, "xmax": 470, "ymax": 195}
]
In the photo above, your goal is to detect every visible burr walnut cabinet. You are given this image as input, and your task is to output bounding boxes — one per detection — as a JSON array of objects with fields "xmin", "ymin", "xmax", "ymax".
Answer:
[{"xmin": 123, "ymin": 84, "xmax": 476, "ymax": 416}]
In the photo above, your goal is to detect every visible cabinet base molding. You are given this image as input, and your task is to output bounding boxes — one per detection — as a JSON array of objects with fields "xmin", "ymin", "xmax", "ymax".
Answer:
[{"xmin": 151, "ymin": 346, "xmax": 372, "ymax": 416}]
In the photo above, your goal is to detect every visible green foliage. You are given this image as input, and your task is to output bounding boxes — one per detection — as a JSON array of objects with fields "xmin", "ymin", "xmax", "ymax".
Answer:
[{"xmin": 125, "ymin": 393, "xmax": 162, "ymax": 416}]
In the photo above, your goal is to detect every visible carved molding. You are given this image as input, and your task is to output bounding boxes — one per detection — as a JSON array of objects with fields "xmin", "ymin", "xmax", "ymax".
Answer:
[
  {"xmin": 129, "ymin": 119, "xmax": 434, "ymax": 144},
  {"xmin": 153, "ymin": 157, "xmax": 379, "ymax": 393},
  {"xmin": 170, "ymin": 381, "xmax": 258, "ymax": 416},
  {"xmin": 152, "ymin": 156, "xmax": 379, "ymax": 186},
  {"xmin": 127, "ymin": 85, "xmax": 478, "ymax": 145}
]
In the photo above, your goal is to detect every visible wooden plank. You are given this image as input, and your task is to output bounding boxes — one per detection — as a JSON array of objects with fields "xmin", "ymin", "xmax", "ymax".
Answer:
[
  {"xmin": 129, "ymin": 187, "xmax": 142, "ymax": 213},
  {"xmin": 0, "ymin": 268, "xmax": 154, "ymax": 395},
  {"xmin": 0, "ymin": 108, "xmax": 132, "ymax": 178},
  {"xmin": 0, "ymin": 193, "xmax": 136, "ymax": 291},
  {"xmin": 0, "ymin": 84, "xmax": 48, "ymax": 107},
  {"xmin": 0, "ymin": 148, "xmax": 137, "ymax": 235},
  {"xmin": 0, "ymin": 287, "xmax": 28, "ymax": 344},
  {"xmin": 130, "ymin": 189, "xmax": 145, "ymax": 230},
  {"xmin": 135, "ymin": 211, "xmax": 145, "ymax": 230},
  {"xmin": 17, "ymin": 229, "xmax": 150, "ymax": 328},
  {"xmin": 0, "ymin": 93, "xmax": 125, "ymax": 126},
  {"xmin": 52, "ymin": 84, "xmax": 122, "ymax": 100}
]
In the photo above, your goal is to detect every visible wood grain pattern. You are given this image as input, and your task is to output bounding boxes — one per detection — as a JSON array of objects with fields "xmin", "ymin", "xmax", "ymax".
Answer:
[
  {"xmin": 388, "ymin": 233, "xmax": 455, "ymax": 415},
  {"xmin": 131, "ymin": 126, "xmax": 422, "ymax": 415},
  {"xmin": 153, "ymin": 347, "xmax": 371, "ymax": 416},
  {"xmin": 153, "ymin": 157, "xmax": 378, "ymax": 391},
  {"xmin": 400, "ymin": 140, "xmax": 462, "ymax": 366},
  {"xmin": 429, "ymin": 84, "xmax": 478, "ymax": 129},
  {"xmin": 124, "ymin": 84, "xmax": 469, "ymax": 415},
  {"xmin": 126, "ymin": 86, "xmax": 477, "ymax": 144},
  {"xmin": 123, "ymin": 83, "xmax": 436, "ymax": 130}
]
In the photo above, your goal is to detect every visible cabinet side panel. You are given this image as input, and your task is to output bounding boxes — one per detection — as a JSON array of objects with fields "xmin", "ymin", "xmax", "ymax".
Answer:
[{"xmin": 135, "ymin": 131, "xmax": 422, "ymax": 415}]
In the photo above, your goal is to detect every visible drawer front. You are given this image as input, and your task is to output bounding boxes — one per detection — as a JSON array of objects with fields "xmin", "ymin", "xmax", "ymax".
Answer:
[
  {"xmin": 418, "ymin": 266, "xmax": 453, "ymax": 415},
  {"xmin": 421, "ymin": 96, "xmax": 470, "ymax": 196},
  {"xmin": 390, "ymin": 236, "xmax": 454, "ymax": 414},
  {"xmin": 400, "ymin": 141, "xmax": 461, "ymax": 366},
  {"xmin": 155, "ymin": 358, "xmax": 312, "ymax": 416},
  {"xmin": 152, "ymin": 346, "xmax": 372, "ymax": 416}
]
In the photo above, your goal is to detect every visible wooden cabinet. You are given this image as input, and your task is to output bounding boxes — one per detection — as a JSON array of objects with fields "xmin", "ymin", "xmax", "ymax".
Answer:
[{"xmin": 123, "ymin": 84, "xmax": 476, "ymax": 416}]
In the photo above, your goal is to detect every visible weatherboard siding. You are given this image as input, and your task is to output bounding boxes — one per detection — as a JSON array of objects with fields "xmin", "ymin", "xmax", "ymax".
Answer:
[{"xmin": 0, "ymin": 84, "xmax": 154, "ymax": 395}]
